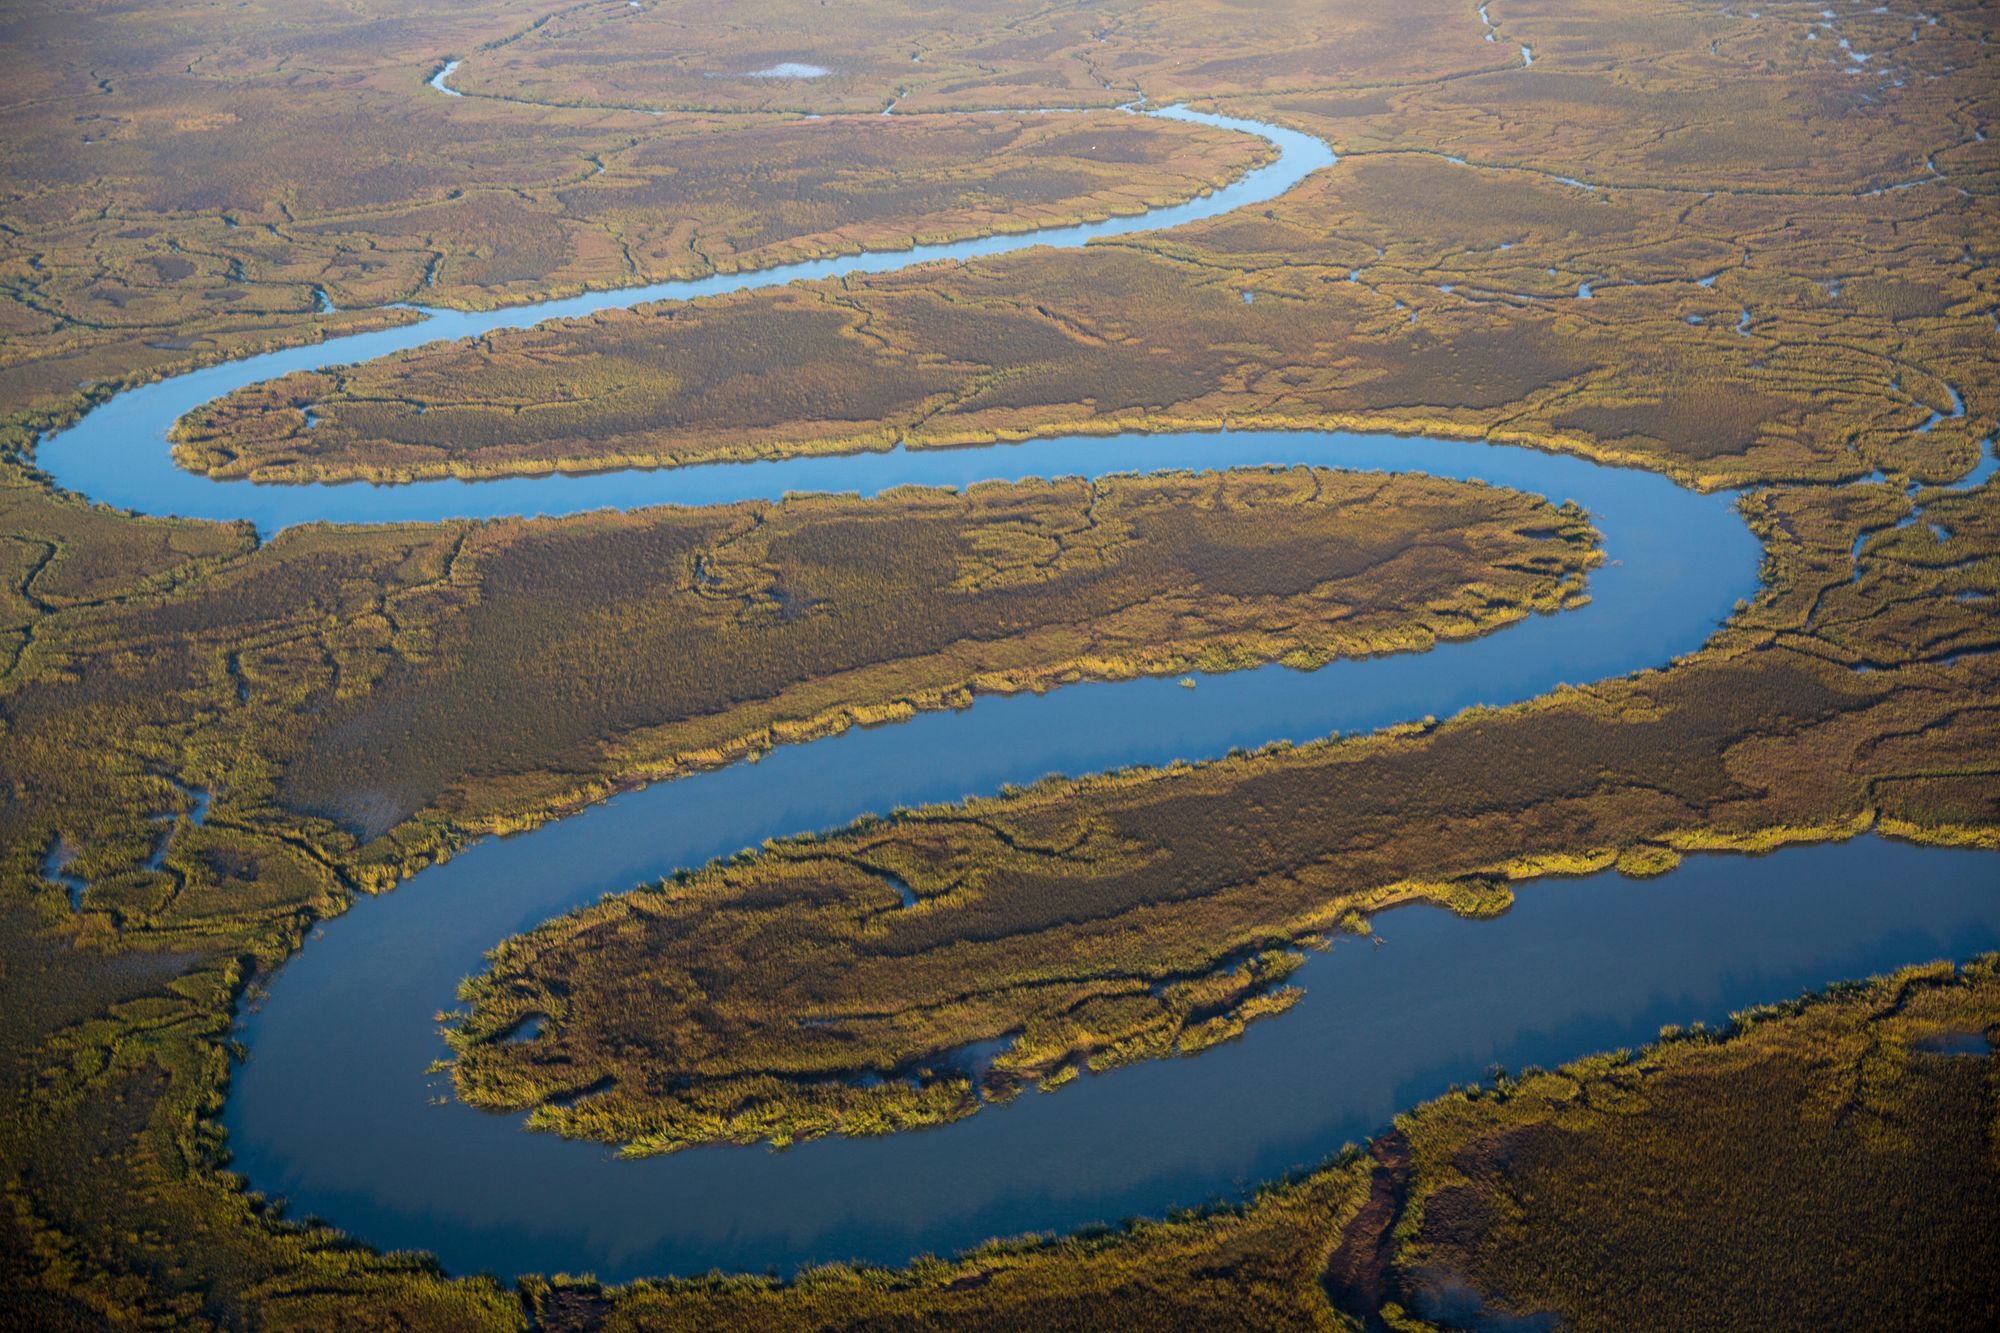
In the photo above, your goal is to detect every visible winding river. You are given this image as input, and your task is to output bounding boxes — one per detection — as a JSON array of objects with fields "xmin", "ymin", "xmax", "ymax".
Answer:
[
  {"xmin": 40, "ymin": 107, "xmax": 1326, "ymax": 531},
  {"xmin": 34, "ymin": 105, "xmax": 1998, "ymax": 1282}
]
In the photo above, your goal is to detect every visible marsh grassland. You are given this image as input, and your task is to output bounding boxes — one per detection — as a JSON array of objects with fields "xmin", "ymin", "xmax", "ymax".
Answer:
[
  {"xmin": 529, "ymin": 959, "xmax": 2000, "ymax": 1331},
  {"xmin": 0, "ymin": 1, "xmax": 1266, "ymax": 459},
  {"xmin": 0, "ymin": 0, "xmax": 1996, "ymax": 1326},
  {"xmin": 445, "ymin": 468, "xmax": 1998, "ymax": 1154}
]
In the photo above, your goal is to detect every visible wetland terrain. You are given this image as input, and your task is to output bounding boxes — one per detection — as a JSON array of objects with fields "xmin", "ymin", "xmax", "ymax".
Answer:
[{"xmin": 1, "ymin": 1, "xmax": 1996, "ymax": 1329}]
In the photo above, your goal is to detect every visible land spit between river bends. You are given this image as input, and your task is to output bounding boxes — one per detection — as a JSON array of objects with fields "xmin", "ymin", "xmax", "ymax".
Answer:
[
  {"xmin": 34, "ymin": 105, "xmax": 1330, "ymax": 532},
  {"xmin": 27, "ymin": 98, "xmax": 1996, "ymax": 1285}
]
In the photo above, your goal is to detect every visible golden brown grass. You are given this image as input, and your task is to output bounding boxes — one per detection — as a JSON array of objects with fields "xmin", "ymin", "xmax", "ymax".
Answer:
[
  {"xmin": 0, "ymin": 1, "xmax": 1266, "ymax": 461},
  {"xmin": 1358, "ymin": 958, "xmax": 2000, "ymax": 1331},
  {"xmin": 527, "ymin": 958, "xmax": 2000, "ymax": 1331},
  {"xmin": 442, "ymin": 470, "xmax": 1999, "ymax": 1153},
  {"xmin": 0, "ymin": 0, "xmax": 1995, "ymax": 1325},
  {"xmin": 183, "ymin": 152, "xmax": 1991, "ymax": 492}
]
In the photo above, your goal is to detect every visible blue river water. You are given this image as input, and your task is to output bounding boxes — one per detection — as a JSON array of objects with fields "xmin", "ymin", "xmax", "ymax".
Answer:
[
  {"xmin": 30, "ymin": 102, "xmax": 1993, "ymax": 1283},
  {"xmin": 228, "ymin": 837, "xmax": 2000, "ymax": 1280},
  {"xmin": 218, "ymin": 421, "xmax": 1766, "ymax": 1281},
  {"xmin": 36, "ymin": 107, "xmax": 1330, "ymax": 533}
]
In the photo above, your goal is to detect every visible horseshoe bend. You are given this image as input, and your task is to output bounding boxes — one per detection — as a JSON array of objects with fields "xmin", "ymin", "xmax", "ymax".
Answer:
[{"xmin": 2, "ymin": 2, "xmax": 1996, "ymax": 1328}]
